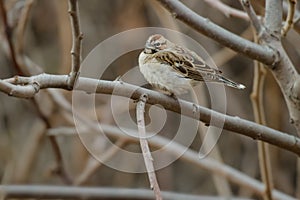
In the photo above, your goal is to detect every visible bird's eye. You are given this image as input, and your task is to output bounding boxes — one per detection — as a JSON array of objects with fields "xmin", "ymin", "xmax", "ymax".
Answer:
[{"xmin": 154, "ymin": 42, "xmax": 161, "ymax": 47}]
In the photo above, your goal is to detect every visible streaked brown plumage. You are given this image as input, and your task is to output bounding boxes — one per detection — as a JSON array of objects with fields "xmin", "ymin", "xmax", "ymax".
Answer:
[{"xmin": 139, "ymin": 34, "xmax": 245, "ymax": 95}]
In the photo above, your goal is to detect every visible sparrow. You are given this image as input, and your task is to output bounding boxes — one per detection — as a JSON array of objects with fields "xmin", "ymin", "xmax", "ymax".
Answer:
[{"xmin": 138, "ymin": 34, "xmax": 245, "ymax": 96}]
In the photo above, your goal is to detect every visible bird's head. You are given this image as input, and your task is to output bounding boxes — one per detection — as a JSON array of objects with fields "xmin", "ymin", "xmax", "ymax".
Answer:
[{"xmin": 144, "ymin": 34, "xmax": 168, "ymax": 54}]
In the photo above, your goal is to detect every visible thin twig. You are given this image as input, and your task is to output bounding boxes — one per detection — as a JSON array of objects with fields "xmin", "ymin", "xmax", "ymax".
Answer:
[
  {"xmin": 67, "ymin": 0, "xmax": 83, "ymax": 89},
  {"xmin": 282, "ymin": 0, "xmax": 297, "ymax": 36},
  {"xmin": 242, "ymin": 3, "xmax": 274, "ymax": 199},
  {"xmin": 250, "ymin": 39, "xmax": 273, "ymax": 199},
  {"xmin": 204, "ymin": 0, "xmax": 249, "ymax": 21},
  {"xmin": 2, "ymin": 74, "xmax": 300, "ymax": 156},
  {"xmin": 0, "ymin": 0, "xmax": 22, "ymax": 74},
  {"xmin": 15, "ymin": 0, "xmax": 34, "ymax": 56},
  {"xmin": 137, "ymin": 94, "xmax": 162, "ymax": 200},
  {"xmin": 239, "ymin": 0, "xmax": 263, "ymax": 35}
]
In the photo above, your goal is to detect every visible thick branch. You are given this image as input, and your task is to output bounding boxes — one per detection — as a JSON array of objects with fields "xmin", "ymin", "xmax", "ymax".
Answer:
[
  {"xmin": 265, "ymin": 0, "xmax": 283, "ymax": 36},
  {"xmin": 155, "ymin": 0, "xmax": 276, "ymax": 65},
  {"xmin": 1, "ymin": 74, "xmax": 300, "ymax": 156},
  {"xmin": 263, "ymin": 0, "xmax": 300, "ymax": 134},
  {"xmin": 282, "ymin": 0, "xmax": 297, "ymax": 36}
]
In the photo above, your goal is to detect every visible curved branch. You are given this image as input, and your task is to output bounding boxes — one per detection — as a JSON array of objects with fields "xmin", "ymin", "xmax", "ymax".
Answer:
[
  {"xmin": 155, "ymin": 0, "xmax": 276, "ymax": 65},
  {"xmin": 282, "ymin": 0, "xmax": 297, "ymax": 36},
  {"xmin": 2, "ymin": 74, "xmax": 300, "ymax": 156}
]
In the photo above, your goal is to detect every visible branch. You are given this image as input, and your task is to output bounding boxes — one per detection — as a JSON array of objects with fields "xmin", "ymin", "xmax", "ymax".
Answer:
[
  {"xmin": 239, "ymin": 0, "xmax": 263, "ymax": 34},
  {"xmin": 2, "ymin": 74, "xmax": 300, "ymax": 156},
  {"xmin": 15, "ymin": 0, "xmax": 34, "ymax": 55},
  {"xmin": 137, "ymin": 94, "xmax": 162, "ymax": 200},
  {"xmin": 204, "ymin": 0, "xmax": 249, "ymax": 21},
  {"xmin": 0, "ymin": 0, "xmax": 22, "ymax": 74},
  {"xmin": 67, "ymin": 0, "xmax": 82, "ymax": 89},
  {"xmin": 0, "ymin": 185, "xmax": 261, "ymax": 200},
  {"xmin": 265, "ymin": 0, "xmax": 282, "ymax": 36},
  {"xmin": 250, "ymin": 55, "xmax": 273, "ymax": 200},
  {"xmin": 48, "ymin": 125, "xmax": 295, "ymax": 200},
  {"xmin": 262, "ymin": 0, "xmax": 300, "ymax": 135},
  {"xmin": 155, "ymin": 0, "xmax": 276, "ymax": 65},
  {"xmin": 282, "ymin": 0, "xmax": 297, "ymax": 36},
  {"xmin": 0, "ymin": 79, "xmax": 40, "ymax": 98}
]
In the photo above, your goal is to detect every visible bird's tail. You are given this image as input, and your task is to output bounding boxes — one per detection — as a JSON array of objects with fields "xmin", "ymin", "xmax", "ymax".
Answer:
[{"xmin": 217, "ymin": 75, "xmax": 246, "ymax": 89}]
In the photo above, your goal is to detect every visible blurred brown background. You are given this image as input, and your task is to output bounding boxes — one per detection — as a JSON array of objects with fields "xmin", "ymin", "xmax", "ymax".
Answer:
[{"xmin": 0, "ymin": 0, "xmax": 299, "ymax": 199}]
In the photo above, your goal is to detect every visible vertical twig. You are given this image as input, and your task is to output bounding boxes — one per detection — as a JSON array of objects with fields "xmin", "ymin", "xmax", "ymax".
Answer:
[
  {"xmin": 282, "ymin": 0, "xmax": 297, "ymax": 36},
  {"xmin": 250, "ymin": 60, "xmax": 273, "ymax": 200},
  {"xmin": 0, "ymin": 0, "xmax": 22, "ymax": 74},
  {"xmin": 265, "ymin": 0, "xmax": 282, "ymax": 36},
  {"xmin": 67, "ymin": 0, "xmax": 83, "ymax": 89},
  {"xmin": 240, "ymin": 1, "xmax": 274, "ymax": 199},
  {"xmin": 136, "ymin": 94, "xmax": 162, "ymax": 200},
  {"xmin": 15, "ymin": 0, "xmax": 34, "ymax": 56},
  {"xmin": 239, "ymin": 0, "xmax": 262, "ymax": 33}
]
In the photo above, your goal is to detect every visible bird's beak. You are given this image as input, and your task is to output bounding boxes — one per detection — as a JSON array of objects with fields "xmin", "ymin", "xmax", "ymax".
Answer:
[
  {"xmin": 145, "ymin": 42, "xmax": 152, "ymax": 49},
  {"xmin": 144, "ymin": 42, "xmax": 156, "ymax": 54}
]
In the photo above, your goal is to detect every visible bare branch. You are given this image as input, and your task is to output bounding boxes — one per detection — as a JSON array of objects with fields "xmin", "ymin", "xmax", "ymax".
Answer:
[
  {"xmin": 1, "ymin": 74, "xmax": 300, "ymax": 156},
  {"xmin": 282, "ymin": 0, "xmax": 297, "ymax": 36},
  {"xmin": 0, "ymin": 79, "xmax": 40, "ymax": 98},
  {"xmin": 48, "ymin": 125, "xmax": 295, "ymax": 200},
  {"xmin": 0, "ymin": 185, "xmax": 262, "ymax": 200},
  {"xmin": 239, "ymin": 0, "xmax": 263, "ymax": 34},
  {"xmin": 15, "ymin": 0, "xmax": 34, "ymax": 55},
  {"xmin": 250, "ymin": 50, "xmax": 273, "ymax": 199},
  {"xmin": 265, "ymin": 0, "xmax": 282, "ymax": 36},
  {"xmin": 262, "ymin": 0, "xmax": 300, "ymax": 135},
  {"xmin": 67, "ymin": 0, "xmax": 83, "ymax": 89},
  {"xmin": 137, "ymin": 94, "xmax": 162, "ymax": 200},
  {"xmin": 0, "ymin": 0, "xmax": 21, "ymax": 74},
  {"xmin": 155, "ymin": 0, "xmax": 276, "ymax": 65},
  {"xmin": 204, "ymin": 0, "xmax": 249, "ymax": 21}
]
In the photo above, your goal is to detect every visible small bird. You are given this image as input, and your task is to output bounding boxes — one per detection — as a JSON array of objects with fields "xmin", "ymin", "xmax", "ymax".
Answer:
[{"xmin": 138, "ymin": 34, "xmax": 245, "ymax": 96}]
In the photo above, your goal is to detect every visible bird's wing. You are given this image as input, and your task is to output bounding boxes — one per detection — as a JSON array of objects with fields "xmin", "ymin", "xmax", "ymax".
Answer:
[{"xmin": 150, "ymin": 46, "xmax": 220, "ymax": 81}]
